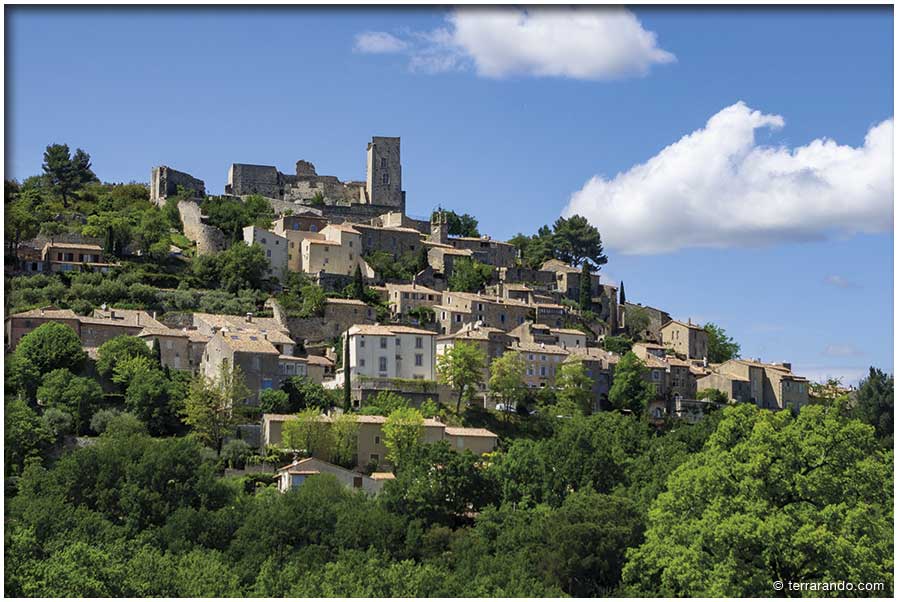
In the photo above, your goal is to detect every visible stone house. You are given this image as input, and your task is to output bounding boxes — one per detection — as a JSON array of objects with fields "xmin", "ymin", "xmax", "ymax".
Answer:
[
  {"xmin": 345, "ymin": 324, "xmax": 436, "ymax": 381},
  {"xmin": 5, "ymin": 306, "xmax": 164, "ymax": 351},
  {"xmin": 436, "ymin": 323, "xmax": 516, "ymax": 396},
  {"xmin": 301, "ymin": 224, "xmax": 375, "ymax": 278},
  {"xmin": 512, "ymin": 341, "xmax": 570, "ymax": 389},
  {"xmin": 193, "ymin": 312, "xmax": 295, "ymax": 356},
  {"xmin": 449, "ymin": 236, "xmax": 518, "ymax": 268},
  {"xmin": 272, "ymin": 214, "xmax": 329, "ymax": 273},
  {"xmin": 386, "ymin": 283, "xmax": 442, "ymax": 318},
  {"xmin": 276, "ymin": 457, "xmax": 386, "ymax": 495},
  {"xmin": 137, "ymin": 327, "xmax": 193, "ymax": 371},
  {"xmin": 564, "ymin": 347, "xmax": 619, "ymax": 411},
  {"xmin": 661, "ymin": 319, "xmax": 709, "ymax": 360},
  {"xmin": 5, "ymin": 307, "xmax": 81, "ymax": 350},
  {"xmin": 434, "ymin": 292, "xmax": 532, "ymax": 335},
  {"xmin": 42, "ymin": 241, "xmax": 116, "ymax": 273},
  {"xmin": 201, "ymin": 331, "xmax": 281, "ymax": 403},
  {"xmin": 705, "ymin": 359, "xmax": 809, "ymax": 411},
  {"xmin": 242, "ymin": 226, "xmax": 288, "ymax": 281},
  {"xmin": 497, "ymin": 265, "xmax": 557, "ymax": 290},
  {"xmin": 540, "ymin": 259, "xmax": 602, "ymax": 301},
  {"xmin": 353, "ymin": 223, "xmax": 424, "ymax": 260},
  {"xmin": 622, "ymin": 302, "xmax": 671, "ymax": 343},
  {"xmin": 427, "ymin": 245, "xmax": 474, "ymax": 276}
]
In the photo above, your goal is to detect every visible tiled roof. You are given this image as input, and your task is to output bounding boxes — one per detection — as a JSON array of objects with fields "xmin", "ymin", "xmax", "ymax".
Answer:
[
  {"xmin": 218, "ymin": 332, "xmax": 279, "ymax": 354},
  {"xmin": 326, "ymin": 298, "xmax": 368, "ymax": 306},
  {"xmin": 386, "ymin": 283, "xmax": 440, "ymax": 294},
  {"xmin": 305, "ymin": 355, "xmax": 334, "ymax": 366},
  {"xmin": 348, "ymin": 324, "xmax": 434, "ymax": 336},
  {"xmin": 355, "ymin": 414, "xmax": 444, "ymax": 427},
  {"xmin": 91, "ymin": 308, "xmax": 165, "ymax": 329},
  {"xmin": 7, "ymin": 307, "xmax": 79, "ymax": 320},
  {"xmin": 137, "ymin": 326, "xmax": 189, "ymax": 338},
  {"xmin": 662, "ymin": 319, "xmax": 706, "ymax": 331},
  {"xmin": 370, "ymin": 471, "xmax": 396, "ymax": 480},
  {"xmin": 551, "ymin": 327, "xmax": 586, "ymax": 336},
  {"xmin": 43, "ymin": 242, "xmax": 103, "ymax": 251},
  {"xmin": 444, "ymin": 426, "xmax": 498, "ymax": 438},
  {"xmin": 513, "ymin": 342, "xmax": 569, "ymax": 355}
]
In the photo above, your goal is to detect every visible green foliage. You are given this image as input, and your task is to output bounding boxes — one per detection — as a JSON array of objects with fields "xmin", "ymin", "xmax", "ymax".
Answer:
[
  {"xmin": 851, "ymin": 367, "xmax": 894, "ymax": 445},
  {"xmin": 41, "ymin": 143, "xmax": 98, "ymax": 207},
  {"xmin": 555, "ymin": 360, "xmax": 595, "ymax": 416},
  {"xmin": 10, "ymin": 322, "xmax": 86, "ymax": 399},
  {"xmin": 488, "ymin": 350, "xmax": 527, "ymax": 415},
  {"xmin": 579, "ymin": 260, "xmax": 593, "ymax": 310},
  {"xmin": 282, "ymin": 376, "xmax": 337, "ymax": 411},
  {"xmin": 281, "ymin": 408, "xmax": 332, "ymax": 458},
  {"xmin": 96, "ymin": 334, "xmax": 154, "ymax": 380},
  {"xmin": 448, "ymin": 257, "xmax": 493, "ymax": 293},
  {"xmin": 622, "ymin": 404, "xmax": 894, "ymax": 597},
  {"xmin": 436, "ymin": 342, "xmax": 487, "ymax": 413},
  {"xmin": 432, "ymin": 209, "xmax": 480, "ymax": 237},
  {"xmin": 509, "ymin": 214, "xmax": 608, "ymax": 270},
  {"xmin": 5, "ymin": 396, "xmax": 54, "ymax": 478},
  {"xmin": 608, "ymin": 352, "xmax": 653, "ymax": 414},
  {"xmin": 624, "ymin": 305, "xmax": 651, "ymax": 340},
  {"xmin": 703, "ymin": 322, "xmax": 740, "ymax": 362},
  {"xmin": 192, "ymin": 242, "xmax": 269, "ymax": 293},
  {"xmin": 200, "ymin": 195, "xmax": 274, "ymax": 243},
  {"xmin": 258, "ymin": 388, "xmax": 291, "ymax": 414},
  {"xmin": 89, "ymin": 408, "xmax": 122, "ymax": 435},
  {"xmin": 364, "ymin": 249, "xmax": 427, "ymax": 282},
  {"xmin": 383, "ymin": 407, "xmax": 424, "ymax": 466},
  {"xmin": 358, "ymin": 390, "xmax": 409, "ymax": 416},
  {"xmin": 220, "ymin": 439, "xmax": 253, "ymax": 469},
  {"xmin": 37, "ymin": 368, "xmax": 103, "ymax": 435},
  {"xmin": 696, "ymin": 387, "xmax": 729, "ymax": 404},
  {"xmin": 181, "ymin": 363, "xmax": 251, "ymax": 454}
]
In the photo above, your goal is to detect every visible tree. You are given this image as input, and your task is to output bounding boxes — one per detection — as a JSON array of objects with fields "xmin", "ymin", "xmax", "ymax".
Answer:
[
  {"xmin": 96, "ymin": 335, "xmax": 155, "ymax": 379},
  {"xmin": 696, "ymin": 388, "xmax": 729, "ymax": 405},
  {"xmin": 10, "ymin": 322, "xmax": 86, "ymax": 398},
  {"xmin": 259, "ymin": 388, "xmax": 291, "ymax": 414},
  {"xmin": 703, "ymin": 322, "xmax": 740, "ymax": 362},
  {"xmin": 120, "ymin": 362, "xmax": 179, "ymax": 436},
  {"xmin": 618, "ymin": 280, "xmax": 626, "ymax": 305},
  {"xmin": 488, "ymin": 351, "xmax": 527, "ymax": 418},
  {"xmin": 5, "ymin": 396, "xmax": 54, "ymax": 478},
  {"xmin": 36, "ymin": 368, "xmax": 103, "ymax": 435},
  {"xmin": 282, "ymin": 376, "xmax": 336, "ymax": 410},
  {"xmin": 181, "ymin": 362, "xmax": 250, "ymax": 453},
  {"xmin": 608, "ymin": 352, "xmax": 653, "ymax": 414},
  {"xmin": 437, "ymin": 342, "xmax": 487, "ymax": 413},
  {"xmin": 383, "ymin": 407, "xmax": 425, "ymax": 466},
  {"xmin": 432, "ymin": 210, "xmax": 480, "ymax": 237},
  {"xmin": 134, "ymin": 208, "xmax": 170, "ymax": 258},
  {"xmin": 551, "ymin": 215, "xmax": 608, "ymax": 268},
  {"xmin": 350, "ymin": 265, "xmax": 365, "ymax": 300},
  {"xmin": 330, "ymin": 413, "xmax": 359, "ymax": 467},
  {"xmin": 42, "ymin": 144, "xmax": 96, "ymax": 207},
  {"xmin": 622, "ymin": 404, "xmax": 893, "ymax": 597},
  {"xmin": 6, "ymin": 198, "xmax": 40, "ymax": 265},
  {"xmin": 217, "ymin": 243, "xmax": 269, "ymax": 293},
  {"xmin": 299, "ymin": 284, "xmax": 326, "ymax": 317},
  {"xmin": 602, "ymin": 335, "xmax": 633, "ymax": 355},
  {"xmin": 281, "ymin": 408, "xmax": 333, "ymax": 458},
  {"xmin": 851, "ymin": 367, "xmax": 893, "ymax": 445},
  {"xmin": 556, "ymin": 360, "xmax": 595, "ymax": 416},
  {"xmin": 448, "ymin": 258, "xmax": 493, "ymax": 293},
  {"xmin": 578, "ymin": 261, "xmax": 592, "ymax": 311},
  {"xmin": 624, "ymin": 306, "xmax": 651, "ymax": 340}
]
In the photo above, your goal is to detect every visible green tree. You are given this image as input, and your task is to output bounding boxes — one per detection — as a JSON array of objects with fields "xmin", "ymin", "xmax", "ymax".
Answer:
[
  {"xmin": 96, "ymin": 334, "xmax": 155, "ymax": 380},
  {"xmin": 42, "ymin": 144, "xmax": 97, "ymax": 207},
  {"xmin": 282, "ymin": 376, "xmax": 336, "ymax": 410},
  {"xmin": 36, "ymin": 368, "xmax": 103, "ymax": 435},
  {"xmin": 624, "ymin": 306, "xmax": 650, "ymax": 340},
  {"xmin": 696, "ymin": 387, "xmax": 729, "ymax": 405},
  {"xmin": 703, "ymin": 322, "xmax": 740, "ymax": 362},
  {"xmin": 608, "ymin": 352, "xmax": 653, "ymax": 414},
  {"xmin": 259, "ymin": 388, "xmax": 291, "ymax": 414},
  {"xmin": 383, "ymin": 407, "xmax": 425, "ymax": 466},
  {"xmin": 350, "ymin": 264, "xmax": 365, "ymax": 300},
  {"xmin": 330, "ymin": 412, "xmax": 359, "ymax": 467},
  {"xmin": 4, "ymin": 396, "xmax": 54, "ymax": 477},
  {"xmin": 10, "ymin": 322, "xmax": 86, "ymax": 399},
  {"xmin": 556, "ymin": 360, "xmax": 595, "ymax": 416},
  {"xmin": 622, "ymin": 404, "xmax": 894, "ymax": 597},
  {"xmin": 602, "ymin": 335, "xmax": 633, "ymax": 355},
  {"xmin": 437, "ymin": 342, "xmax": 487, "ymax": 413},
  {"xmin": 488, "ymin": 350, "xmax": 527, "ymax": 418},
  {"xmin": 281, "ymin": 408, "xmax": 333, "ymax": 458},
  {"xmin": 181, "ymin": 362, "xmax": 251, "ymax": 454},
  {"xmin": 218, "ymin": 242, "xmax": 269, "ymax": 293},
  {"xmin": 6, "ymin": 198, "xmax": 40, "ymax": 265},
  {"xmin": 851, "ymin": 366, "xmax": 894, "ymax": 445},
  {"xmin": 299, "ymin": 283, "xmax": 326, "ymax": 317},
  {"xmin": 432, "ymin": 210, "xmax": 480, "ymax": 237},
  {"xmin": 551, "ymin": 215, "xmax": 608, "ymax": 269},
  {"xmin": 448, "ymin": 258, "xmax": 493, "ymax": 293},
  {"xmin": 578, "ymin": 261, "xmax": 592, "ymax": 310}
]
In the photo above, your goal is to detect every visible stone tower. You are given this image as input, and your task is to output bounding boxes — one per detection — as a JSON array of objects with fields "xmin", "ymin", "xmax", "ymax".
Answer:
[
  {"xmin": 430, "ymin": 208, "xmax": 449, "ymax": 245},
  {"xmin": 366, "ymin": 136, "xmax": 404, "ymax": 209}
]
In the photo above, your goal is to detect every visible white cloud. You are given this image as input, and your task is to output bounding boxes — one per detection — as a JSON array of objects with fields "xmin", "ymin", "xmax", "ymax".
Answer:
[
  {"xmin": 353, "ymin": 31, "xmax": 407, "ymax": 54},
  {"xmin": 797, "ymin": 365, "xmax": 868, "ymax": 386},
  {"xmin": 823, "ymin": 344, "xmax": 864, "ymax": 358},
  {"xmin": 563, "ymin": 102, "xmax": 894, "ymax": 254},
  {"xmin": 823, "ymin": 274, "xmax": 858, "ymax": 289},
  {"xmin": 355, "ymin": 7, "xmax": 674, "ymax": 80}
]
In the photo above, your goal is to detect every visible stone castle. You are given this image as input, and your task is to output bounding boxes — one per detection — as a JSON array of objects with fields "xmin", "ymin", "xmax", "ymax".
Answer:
[{"xmin": 150, "ymin": 136, "xmax": 403, "ymax": 209}]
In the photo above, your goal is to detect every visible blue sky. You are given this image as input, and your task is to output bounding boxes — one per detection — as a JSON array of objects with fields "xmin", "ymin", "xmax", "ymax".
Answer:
[{"xmin": 6, "ymin": 6, "xmax": 893, "ymax": 384}]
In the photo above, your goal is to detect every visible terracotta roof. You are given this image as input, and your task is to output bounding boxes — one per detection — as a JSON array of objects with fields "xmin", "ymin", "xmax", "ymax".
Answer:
[
  {"xmin": 326, "ymin": 298, "xmax": 368, "ymax": 306},
  {"xmin": 662, "ymin": 319, "xmax": 706, "ymax": 331},
  {"xmin": 386, "ymin": 283, "xmax": 440, "ymax": 294},
  {"xmin": 348, "ymin": 324, "xmax": 434, "ymax": 336},
  {"xmin": 540, "ymin": 259, "xmax": 579, "ymax": 273},
  {"xmin": 305, "ymin": 355, "xmax": 334, "ymax": 366},
  {"xmin": 218, "ymin": 332, "xmax": 279, "ymax": 354},
  {"xmin": 194, "ymin": 312, "xmax": 284, "ymax": 332},
  {"xmin": 551, "ymin": 327, "xmax": 586, "ymax": 336},
  {"xmin": 444, "ymin": 426, "xmax": 498, "ymax": 438},
  {"xmin": 325, "ymin": 223, "xmax": 361, "ymax": 234},
  {"xmin": 43, "ymin": 242, "xmax": 103, "ymax": 251},
  {"xmin": 7, "ymin": 307, "xmax": 79, "ymax": 320},
  {"xmin": 513, "ymin": 342, "xmax": 569, "ymax": 355},
  {"xmin": 91, "ymin": 308, "xmax": 164, "ymax": 328},
  {"xmin": 137, "ymin": 326, "xmax": 189, "ymax": 338},
  {"xmin": 370, "ymin": 472, "xmax": 396, "ymax": 480}
]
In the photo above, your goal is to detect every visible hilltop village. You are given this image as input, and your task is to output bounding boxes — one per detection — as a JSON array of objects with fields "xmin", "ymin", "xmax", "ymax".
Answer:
[
  {"xmin": 4, "ymin": 137, "xmax": 890, "ymax": 599},
  {"xmin": 6, "ymin": 135, "xmax": 813, "ymax": 485}
]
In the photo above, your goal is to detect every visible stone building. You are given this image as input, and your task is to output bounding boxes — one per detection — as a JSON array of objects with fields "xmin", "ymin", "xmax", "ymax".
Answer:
[
  {"xmin": 41, "ymin": 241, "xmax": 116, "ymax": 273},
  {"xmin": 243, "ymin": 226, "xmax": 288, "ymax": 281},
  {"xmin": 150, "ymin": 166, "xmax": 206, "ymax": 205},
  {"xmin": 622, "ymin": 302, "xmax": 671, "ymax": 343},
  {"xmin": 201, "ymin": 331, "xmax": 280, "ymax": 403},
  {"xmin": 137, "ymin": 326, "xmax": 202, "ymax": 372},
  {"xmin": 701, "ymin": 359, "xmax": 809, "ymax": 411},
  {"xmin": 344, "ymin": 324, "xmax": 436, "ymax": 381},
  {"xmin": 513, "ymin": 341, "xmax": 570, "ymax": 390},
  {"xmin": 449, "ymin": 236, "xmax": 518, "ymax": 268},
  {"xmin": 5, "ymin": 306, "xmax": 163, "ymax": 351},
  {"xmin": 564, "ymin": 347, "xmax": 619, "ymax": 411},
  {"xmin": 433, "ymin": 292, "xmax": 532, "ymax": 335},
  {"xmin": 192, "ymin": 312, "xmax": 295, "ymax": 355},
  {"xmin": 276, "ymin": 457, "xmax": 386, "ymax": 495},
  {"xmin": 661, "ymin": 319, "xmax": 709, "ymax": 360},
  {"xmin": 272, "ymin": 214, "xmax": 330, "ymax": 273},
  {"xmin": 301, "ymin": 224, "xmax": 375, "ymax": 278},
  {"xmin": 224, "ymin": 136, "xmax": 405, "ymax": 211},
  {"xmin": 540, "ymin": 259, "xmax": 603, "ymax": 302},
  {"xmin": 353, "ymin": 223, "xmax": 424, "ymax": 261},
  {"xmin": 435, "ymin": 323, "xmax": 516, "ymax": 397},
  {"xmin": 386, "ymin": 283, "xmax": 442, "ymax": 319}
]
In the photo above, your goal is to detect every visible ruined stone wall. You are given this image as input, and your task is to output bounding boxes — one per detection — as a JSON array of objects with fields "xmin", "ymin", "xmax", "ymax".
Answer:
[
  {"xmin": 226, "ymin": 164, "xmax": 283, "ymax": 198},
  {"xmin": 150, "ymin": 166, "xmax": 206, "ymax": 205},
  {"xmin": 178, "ymin": 200, "xmax": 227, "ymax": 256}
]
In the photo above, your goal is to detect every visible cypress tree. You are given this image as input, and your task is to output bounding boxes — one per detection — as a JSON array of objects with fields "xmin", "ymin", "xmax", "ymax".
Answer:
[
  {"xmin": 579, "ymin": 261, "xmax": 592, "ymax": 311},
  {"xmin": 342, "ymin": 334, "xmax": 351, "ymax": 412},
  {"xmin": 619, "ymin": 280, "xmax": 626, "ymax": 305}
]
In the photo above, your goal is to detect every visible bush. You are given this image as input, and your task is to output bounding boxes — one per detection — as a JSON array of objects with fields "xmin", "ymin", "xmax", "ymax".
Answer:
[
  {"xmin": 42, "ymin": 407, "xmax": 74, "ymax": 440},
  {"xmin": 221, "ymin": 439, "xmax": 253, "ymax": 469},
  {"xmin": 90, "ymin": 408, "xmax": 123, "ymax": 435}
]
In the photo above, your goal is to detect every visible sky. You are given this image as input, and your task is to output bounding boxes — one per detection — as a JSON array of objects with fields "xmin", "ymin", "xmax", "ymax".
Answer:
[{"xmin": 6, "ymin": 6, "xmax": 894, "ymax": 384}]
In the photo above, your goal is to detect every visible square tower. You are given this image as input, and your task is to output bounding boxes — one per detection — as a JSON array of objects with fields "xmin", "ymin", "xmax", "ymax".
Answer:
[{"xmin": 366, "ymin": 136, "xmax": 404, "ymax": 209}]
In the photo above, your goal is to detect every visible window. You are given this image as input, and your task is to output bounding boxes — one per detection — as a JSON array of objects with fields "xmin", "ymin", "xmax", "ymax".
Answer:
[
  {"xmin": 324, "ymin": 246, "xmax": 329, "ymax": 252},
  {"xmin": 441, "ymin": 312, "xmax": 446, "ymax": 320},
  {"xmin": 500, "ymin": 314, "xmax": 506, "ymax": 324},
  {"xmin": 527, "ymin": 367, "xmax": 533, "ymax": 376},
  {"xmin": 370, "ymin": 453, "xmax": 379, "ymax": 464},
  {"xmin": 382, "ymin": 173, "xmax": 390, "ymax": 185},
  {"xmin": 379, "ymin": 357, "xmax": 388, "ymax": 372},
  {"xmin": 349, "ymin": 241, "xmax": 353, "ymax": 248},
  {"xmin": 359, "ymin": 358, "xmax": 366, "ymax": 367},
  {"xmin": 353, "ymin": 476, "xmax": 363, "ymax": 488},
  {"xmin": 395, "ymin": 337, "xmax": 401, "ymax": 346},
  {"xmin": 380, "ymin": 337, "xmax": 388, "ymax": 349},
  {"xmin": 261, "ymin": 237, "xmax": 267, "ymax": 244},
  {"xmin": 415, "ymin": 336, "xmax": 423, "ymax": 349},
  {"xmin": 360, "ymin": 337, "xmax": 365, "ymax": 347},
  {"xmin": 540, "ymin": 366, "xmax": 546, "ymax": 377},
  {"xmin": 375, "ymin": 436, "xmax": 381, "ymax": 445},
  {"xmin": 262, "ymin": 379, "xmax": 273, "ymax": 389},
  {"xmin": 415, "ymin": 353, "xmax": 423, "ymax": 367},
  {"xmin": 380, "ymin": 157, "xmax": 387, "ymax": 168},
  {"xmin": 652, "ymin": 369, "xmax": 661, "ymax": 381},
  {"xmin": 267, "ymin": 249, "xmax": 272, "ymax": 258}
]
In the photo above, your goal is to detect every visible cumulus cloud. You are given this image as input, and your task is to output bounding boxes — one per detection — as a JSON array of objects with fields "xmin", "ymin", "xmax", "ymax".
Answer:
[
  {"xmin": 354, "ymin": 31, "xmax": 407, "ymax": 54},
  {"xmin": 354, "ymin": 7, "xmax": 674, "ymax": 80},
  {"xmin": 564, "ymin": 102, "xmax": 894, "ymax": 254}
]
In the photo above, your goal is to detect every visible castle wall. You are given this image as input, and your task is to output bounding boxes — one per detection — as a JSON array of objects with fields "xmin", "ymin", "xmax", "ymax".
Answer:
[
  {"xmin": 226, "ymin": 164, "xmax": 283, "ymax": 198},
  {"xmin": 150, "ymin": 166, "xmax": 206, "ymax": 205},
  {"xmin": 178, "ymin": 200, "xmax": 227, "ymax": 255}
]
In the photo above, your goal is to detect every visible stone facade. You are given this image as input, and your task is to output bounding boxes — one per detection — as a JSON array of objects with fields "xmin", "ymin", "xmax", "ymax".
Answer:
[
  {"xmin": 450, "ymin": 236, "xmax": 518, "ymax": 268},
  {"xmin": 243, "ymin": 226, "xmax": 288, "ymax": 281},
  {"xmin": 661, "ymin": 319, "xmax": 709, "ymax": 360},
  {"xmin": 177, "ymin": 200, "xmax": 227, "ymax": 255},
  {"xmin": 345, "ymin": 324, "xmax": 436, "ymax": 381},
  {"xmin": 150, "ymin": 166, "xmax": 206, "ymax": 205},
  {"xmin": 365, "ymin": 136, "xmax": 404, "ymax": 209},
  {"xmin": 434, "ymin": 292, "xmax": 532, "ymax": 335},
  {"xmin": 353, "ymin": 223, "xmax": 424, "ymax": 260}
]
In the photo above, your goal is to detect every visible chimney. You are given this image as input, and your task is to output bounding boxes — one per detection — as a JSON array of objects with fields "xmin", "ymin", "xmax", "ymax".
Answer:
[
  {"xmin": 152, "ymin": 311, "xmax": 157, "ymax": 320},
  {"xmin": 246, "ymin": 312, "xmax": 253, "ymax": 323},
  {"xmin": 39, "ymin": 308, "xmax": 45, "ymax": 317}
]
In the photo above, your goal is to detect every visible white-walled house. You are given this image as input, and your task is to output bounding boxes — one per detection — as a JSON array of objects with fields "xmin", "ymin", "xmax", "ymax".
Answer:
[
  {"xmin": 243, "ymin": 226, "xmax": 288, "ymax": 280},
  {"xmin": 346, "ymin": 324, "xmax": 435, "ymax": 380}
]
